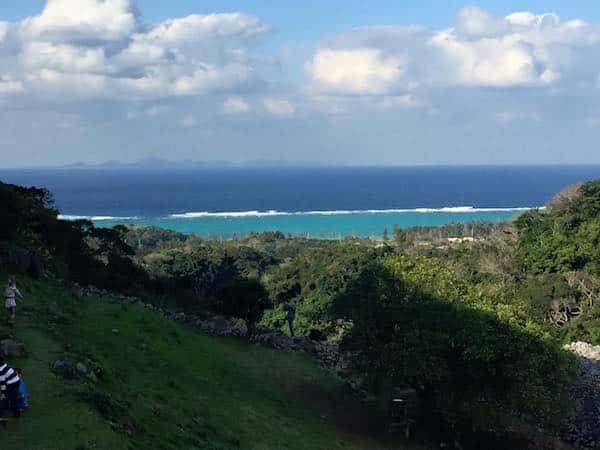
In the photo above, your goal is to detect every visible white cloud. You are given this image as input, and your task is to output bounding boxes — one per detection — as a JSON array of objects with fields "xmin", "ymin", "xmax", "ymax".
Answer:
[
  {"xmin": 223, "ymin": 96, "xmax": 250, "ymax": 114},
  {"xmin": 0, "ymin": 22, "xmax": 9, "ymax": 42},
  {"xmin": 0, "ymin": 78, "xmax": 24, "ymax": 94},
  {"xmin": 308, "ymin": 48, "xmax": 405, "ymax": 95},
  {"xmin": 308, "ymin": 7, "xmax": 600, "ymax": 95},
  {"xmin": 172, "ymin": 63, "xmax": 252, "ymax": 97},
  {"xmin": 0, "ymin": 1, "xmax": 270, "ymax": 101},
  {"xmin": 139, "ymin": 13, "xmax": 269, "ymax": 46},
  {"xmin": 26, "ymin": 69, "xmax": 108, "ymax": 99},
  {"xmin": 22, "ymin": 41, "xmax": 106, "ymax": 73},
  {"xmin": 430, "ymin": 30, "xmax": 559, "ymax": 87},
  {"xmin": 456, "ymin": 6, "xmax": 505, "ymax": 37},
  {"xmin": 263, "ymin": 98, "xmax": 295, "ymax": 117},
  {"xmin": 20, "ymin": 0, "xmax": 136, "ymax": 42}
]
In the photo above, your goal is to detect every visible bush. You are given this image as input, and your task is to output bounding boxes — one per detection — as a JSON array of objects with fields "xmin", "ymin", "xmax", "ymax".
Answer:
[
  {"xmin": 332, "ymin": 255, "xmax": 576, "ymax": 438},
  {"xmin": 215, "ymin": 278, "xmax": 271, "ymax": 334},
  {"xmin": 516, "ymin": 180, "xmax": 600, "ymax": 275}
]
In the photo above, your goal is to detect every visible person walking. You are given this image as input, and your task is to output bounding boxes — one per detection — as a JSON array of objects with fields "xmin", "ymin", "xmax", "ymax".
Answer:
[
  {"xmin": 283, "ymin": 302, "xmax": 296, "ymax": 337},
  {"xmin": 4, "ymin": 278, "xmax": 23, "ymax": 324},
  {"xmin": 0, "ymin": 359, "xmax": 22, "ymax": 417}
]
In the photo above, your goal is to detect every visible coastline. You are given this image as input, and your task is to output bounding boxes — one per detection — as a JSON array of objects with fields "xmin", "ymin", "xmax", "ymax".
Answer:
[{"xmin": 57, "ymin": 207, "xmax": 529, "ymax": 239}]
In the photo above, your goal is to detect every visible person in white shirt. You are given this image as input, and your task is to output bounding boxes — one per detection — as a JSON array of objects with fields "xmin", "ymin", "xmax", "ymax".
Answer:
[{"xmin": 4, "ymin": 278, "xmax": 23, "ymax": 323}]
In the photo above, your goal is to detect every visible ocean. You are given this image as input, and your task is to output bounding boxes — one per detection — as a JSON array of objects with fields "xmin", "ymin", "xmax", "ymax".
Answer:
[{"xmin": 2, "ymin": 165, "xmax": 599, "ymax": 239}]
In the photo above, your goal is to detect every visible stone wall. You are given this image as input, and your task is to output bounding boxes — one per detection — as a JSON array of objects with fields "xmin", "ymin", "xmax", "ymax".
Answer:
[{"xmin": 561, "ymin": 342, "xmax": 600, "ymax": 449}]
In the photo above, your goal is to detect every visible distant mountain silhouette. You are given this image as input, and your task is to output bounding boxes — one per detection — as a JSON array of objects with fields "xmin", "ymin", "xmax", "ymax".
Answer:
[{"xmin": 46, "ymin": 157, "xmax": 333, "ymax": 170}]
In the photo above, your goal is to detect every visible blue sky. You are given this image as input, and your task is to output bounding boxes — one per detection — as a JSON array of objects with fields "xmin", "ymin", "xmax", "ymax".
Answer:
[
  {"xmin": 4, "ymin": 1, "xmax": 599, "ymax": 29},
  {"xmin": 0, "ymin": 1, "xmax": 600, "ymax": 166}
]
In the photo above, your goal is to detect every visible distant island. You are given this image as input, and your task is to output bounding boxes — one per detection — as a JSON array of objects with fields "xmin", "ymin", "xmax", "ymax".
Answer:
[{"xmin": 20, "ymin": 157, "xmax": 337, "ymax": 171}]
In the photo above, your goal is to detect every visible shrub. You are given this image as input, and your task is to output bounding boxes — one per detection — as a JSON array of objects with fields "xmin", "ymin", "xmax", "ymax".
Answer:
[
  {"xmin": 332, "ymin": 255, "xmax": 576, "ymax": 438},
  {"xmin": 215, "ymin": 278, "xmax": 271, "ymax": 334}
]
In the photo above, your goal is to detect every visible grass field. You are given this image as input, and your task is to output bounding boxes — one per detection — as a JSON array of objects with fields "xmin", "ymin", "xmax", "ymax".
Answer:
[{"xmin": 0, "ymin": 275, "xmax": 423, "ymax": 450}]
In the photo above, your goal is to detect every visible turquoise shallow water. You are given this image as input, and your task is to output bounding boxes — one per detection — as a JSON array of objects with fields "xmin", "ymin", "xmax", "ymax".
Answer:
[
  {"xmin": 89, "ymin": 208, "xmax": 528, "ymax": 239},
  {"xmin": 3, "ymin": 165, "xmax": 581, "ymax": 239}
]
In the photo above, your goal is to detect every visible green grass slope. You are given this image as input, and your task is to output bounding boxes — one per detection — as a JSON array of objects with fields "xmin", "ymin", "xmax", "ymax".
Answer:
[{"xmin": 0, "ymin": 275, "xmax": 420, "ymax": 450}]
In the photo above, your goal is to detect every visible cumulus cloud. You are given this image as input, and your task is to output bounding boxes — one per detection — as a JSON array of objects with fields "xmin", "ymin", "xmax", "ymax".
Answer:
[
  {"xmin": 20, "ymin": 0, "xmax": 137, "ymax": 42},
  {"xmin": 0, "ymin": 1, "xmax": 270, "ymax": 101},
  {"xmin": 455, "ymin": 6, "xmax": 505, "ymax": 37},
  {"xmin": 223, "ymin": 96, "xmax": 250, "ymax": 114},
  {"xmin": 262, "ymin": 98, "xmax": 295, "ymax": 117},
  {"xmin": 430, "ymin": 29, "xmax": 559, "ymax": 87},
  {"xmin": 138, "ymin": 13, "xmax": 268, "ymax": 46},
  {"xmin": 307, "ymin": 7, "xmax": 600, "ymax": 95},
  {"xmin": 308, "ymin": 48, "xmax": 405, "ymax": 95}
]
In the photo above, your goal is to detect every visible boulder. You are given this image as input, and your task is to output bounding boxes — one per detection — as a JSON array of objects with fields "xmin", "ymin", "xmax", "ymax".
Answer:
[
  {"xmin": 76, "ymin": 362, "xmax": 88, "ymax": 375},
  {"xmin": 86, "ymin": 371, "xmax": 98, "ymax": 383},
  {"xmin": 52, "ymin": 359, "xmax": 79, "ymax": 379},
  {"xmin": 0, "ymin": 339, "xmax": 27, "ymax": 357},
  {"xmin": 194, "ymin": 315, "xmax": 247, "ymax": 337}
]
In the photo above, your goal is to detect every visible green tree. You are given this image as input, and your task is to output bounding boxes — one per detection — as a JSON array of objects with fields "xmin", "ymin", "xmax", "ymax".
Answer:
[
  {"xmin": 331, "ymin": 255, "xmax": 576, "ymax": 439},
  {"xmin": 392, "ymin": 225, "xmax": 408, "ymax": 247},
  {"xmin": 215, "ymin": 278, "xmax": 272, "ymax": 334}
]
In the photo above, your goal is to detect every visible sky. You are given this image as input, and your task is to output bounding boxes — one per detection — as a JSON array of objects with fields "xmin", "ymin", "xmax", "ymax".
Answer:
[{"xmin": 1, "ymin": 1, "xmax": 600, "ymax": 167}]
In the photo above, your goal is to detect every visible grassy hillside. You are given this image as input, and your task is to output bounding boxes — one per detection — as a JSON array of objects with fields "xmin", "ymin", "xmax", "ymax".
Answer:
[{"xmin": 0, "ymin": 274, "xmax": 421, "ymax": 450}]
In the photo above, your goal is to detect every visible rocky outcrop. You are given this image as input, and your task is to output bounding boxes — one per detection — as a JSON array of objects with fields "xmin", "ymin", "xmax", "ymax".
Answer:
[
  {"xmin": 0, "ymin": 339, "xmax": 27, "ymax": 358},
  {"xmin": 250, "ymin": 333, "xmax": 356, "ymax": 382},
  {"xmin": 52, "ymin": 358, "xmax": 100, "ymax": 383},
  {"xmin": 193, "ymin": 316, "xmax": 248, "ymax": 337},
  {"xmin": 72, "ymin": 284, "xmax": 356, "ymax": 384},
  {"xmin": 561, "ymin": 342, "xmax": 600, "ymax": 449},
  {"xmin": 74, "ymin": 284, "xmax": 251, "ymax": 337},
  {"xmin": 72, "ymin": 283, "xmax": 139, "ymax": 303}
]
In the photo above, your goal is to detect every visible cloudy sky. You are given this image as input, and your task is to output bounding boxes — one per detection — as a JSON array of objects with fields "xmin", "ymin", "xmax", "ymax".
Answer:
[{"xmin": 1, "ymin": 0, "xmax": 600, "ymax": 167}]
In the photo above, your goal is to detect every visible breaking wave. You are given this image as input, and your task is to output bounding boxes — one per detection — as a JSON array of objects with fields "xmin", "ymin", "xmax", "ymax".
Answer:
[
  {"xmin": 168, "ymin": 206, "xmax": 540, "ymax": 219},
  {"xmin": 58, "ymin": 215, "xmax": 140, "ymax": 221}
]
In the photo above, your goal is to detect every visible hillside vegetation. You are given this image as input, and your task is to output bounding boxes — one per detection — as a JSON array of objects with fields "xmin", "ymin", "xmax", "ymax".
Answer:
[
  {"xmin": 5, "ymin": 178, "xmax": 600, "ymax": 447},
  {"xmin": 1, "ymin": 275, "xmax": 412, "ymax": 450}
]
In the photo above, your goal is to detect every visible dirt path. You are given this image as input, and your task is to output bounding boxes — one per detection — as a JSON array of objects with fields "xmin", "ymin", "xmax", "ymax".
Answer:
[{"xmin": 289, "ymin": 376, "xmax": 425, "ymax": 450}]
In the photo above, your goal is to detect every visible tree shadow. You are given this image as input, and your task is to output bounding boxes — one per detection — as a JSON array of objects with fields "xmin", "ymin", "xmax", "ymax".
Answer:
[{"xmin": 329, "ymin": 257, "xmax": 577, "ymax": 448}]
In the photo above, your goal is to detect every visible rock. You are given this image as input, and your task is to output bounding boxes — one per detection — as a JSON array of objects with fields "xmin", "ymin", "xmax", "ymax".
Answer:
[
  {"xmin": 0, "ymin": 339, "xmax": 27, "ymax": 357},
  {"xmin": 193, "ymin": 315, "xmax": 247, "ymax": 337},
  {"xmin": 86, "ymin": 371, "xmax": 98, "ymax": 383},
  {"xmin": 308, "ymin": 329, "xmax": 327, "ymax": 342},
  {"xmin": 249, "ymin": 332, "xmax": 348, "ymax": 372},
  {"xmin": 76, "ymin": 362, "xmax": 88, "ymax": 375},
  {"xmin": 52, "ymin": 359, "xmax": 79, "ymax": 379},
  {"xmin": 111, "ymin": 329, "xmax": 119, "ymax": 334},
  {"xmin": 561, "ymin": 342, "xmax": 600, "ymax": 448}
]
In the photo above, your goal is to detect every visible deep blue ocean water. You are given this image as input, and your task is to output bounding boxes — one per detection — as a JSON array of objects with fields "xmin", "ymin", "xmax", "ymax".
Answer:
[{"xmin": 2, "ymin": 166, "xmax": 599, "ymax": 238}]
